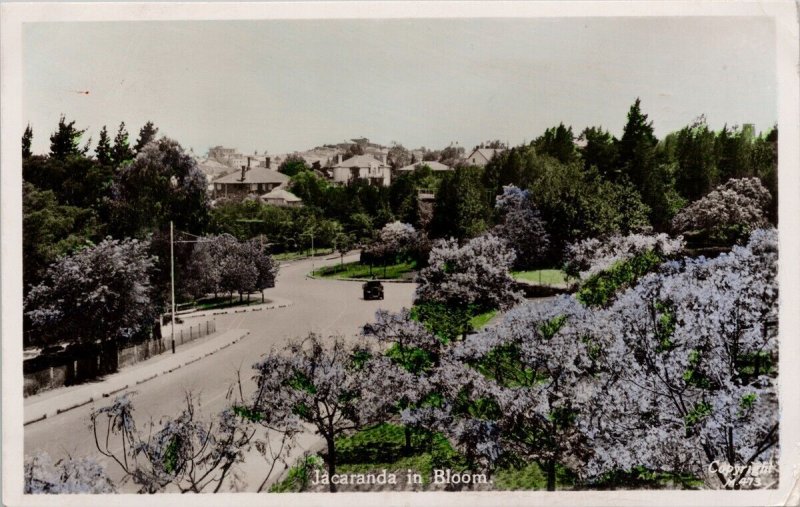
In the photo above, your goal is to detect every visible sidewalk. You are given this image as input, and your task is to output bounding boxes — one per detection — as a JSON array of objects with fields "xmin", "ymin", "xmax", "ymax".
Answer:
[{"xmin": 24, "ymin": 328, "xmax": 251, "ymax": 425}]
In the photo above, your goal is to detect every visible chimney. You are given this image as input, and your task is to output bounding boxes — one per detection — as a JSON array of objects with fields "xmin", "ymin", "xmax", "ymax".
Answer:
[
  {"xmin": 381, "ymin": 153, "xmax": 387, "ymax": 165},
  {"xmin": 241, "ymin": 165, "xmax": 246, "ymax": 181},
  {"xmin": 265, "ymin": 157, "xmax": 271, "ymax": 169},
  {"xmin": 247, "ymin": 157, "xmax": 251, "ymax": 171},
  {"xmin": 337, "ymin": 153, "xmax": 342, "ymax": 165}
]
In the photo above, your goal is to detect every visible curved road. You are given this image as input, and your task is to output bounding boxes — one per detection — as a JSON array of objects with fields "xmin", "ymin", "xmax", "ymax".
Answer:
[{"xmin": 23, "ymin": 252, "xmax": 416, "ymax": 491}]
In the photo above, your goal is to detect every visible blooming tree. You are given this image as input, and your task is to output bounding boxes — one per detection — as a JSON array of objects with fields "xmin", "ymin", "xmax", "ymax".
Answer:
[
  {"xmin": 437, "ymin": 296, "xmax": 602, "ymax": 489},
  {"xmin": 671, "ymin": 177, "xmax": 771, "ymax": 243},
  {"xmin": 251, "ymin": 334, "xmax": 416, "ymax": 492},
  {"xmin": 415, "ymin": 234, "xmax": 523, "ymax": 313},
  {"xmin": 185, "ymin": 234, "xmax": 277, "ymax": 302},
  {"xmin": 362, "ymin": 309, "xmax": 442, "ymax": 453},
  {"xmin": 24, "ymin": 237, "xmax": 158, "ymax": 348},
  {"xmin": 565, "ymin": 233, "xmax": 685, "ymax": 279},
  {"xmin": 417, "ymin": 229, "xmax": 777, "ymax": 490},
  {"xmin": 582, "ymin": 228, "xmax": 779, "ymax": 488},
  {"xmin": 91, "ymin": 389, "xmax": 296, "ymax": 493},
  {"xmin": 378, "ymin": 221, "xmax": 417, "ymax": 253},
  {"xmin": 492, "ymin": 185, "xmax": 550, "ymax": 270},
  {"xmin": 361, "ymin": 221, "xmax": 419, "ymax": 271},
  {"xmin": 24, "ymin": 452, "xmax": 115, "ymax": 494}
]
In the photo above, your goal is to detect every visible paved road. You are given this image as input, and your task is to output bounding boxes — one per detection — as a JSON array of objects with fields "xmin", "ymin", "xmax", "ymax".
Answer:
[{"xmin": 23, "ymin": 252, "xmax": 416, "ymax": 491}]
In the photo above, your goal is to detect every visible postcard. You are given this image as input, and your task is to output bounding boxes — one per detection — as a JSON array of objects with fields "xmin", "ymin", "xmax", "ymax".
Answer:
[{"xmin": 2, "ymin": 2, "xmax": 799, "ymax": 506}]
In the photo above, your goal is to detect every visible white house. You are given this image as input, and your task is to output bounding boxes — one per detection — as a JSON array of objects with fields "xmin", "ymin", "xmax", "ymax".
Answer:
[
  {"xmin": 465, "ymin": 148, "xmax": 505, "ymax": 167},
  {"xmin": 330, "ymin": 153, "xmax": 392, "ymax": 187}
]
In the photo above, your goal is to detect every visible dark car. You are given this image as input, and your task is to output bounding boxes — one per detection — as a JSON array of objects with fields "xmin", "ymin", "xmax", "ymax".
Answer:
[{"xmin": 362, "ymin": 280, "xmax": 384, "ymax": 300}]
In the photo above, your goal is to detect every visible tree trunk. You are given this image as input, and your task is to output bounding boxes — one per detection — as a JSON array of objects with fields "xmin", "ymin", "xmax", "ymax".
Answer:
[
  {"xmin": 404, "ymin": 426, "xmax": 412, "ymax": 456},
  {"xmin": 546, "ymin": 457, "xmax": 556, "ymax": 491},
  {"xmin": 261, "ymin": 290, "xmax": 264, "ymax": 303},
  {"xmin": 326, "ymin": 437, "xmax": 337, "ymax": 493}
]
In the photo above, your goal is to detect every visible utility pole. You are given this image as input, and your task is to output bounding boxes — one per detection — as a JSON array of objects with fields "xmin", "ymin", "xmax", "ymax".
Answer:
[{"xmin": 170, "ymin": 221, "xmax": 176, "ymax": 354}]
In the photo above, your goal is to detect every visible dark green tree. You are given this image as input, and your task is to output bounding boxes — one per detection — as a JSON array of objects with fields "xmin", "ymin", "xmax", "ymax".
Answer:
[
  {"xmin": 579, "ymin": 126, "xmax": 618, "ymax": 178},
  {"xmin": 617, "ymin": 98, "xmax": 658, "ymax": 189},
  {"xmin": 49, "ymin": 115, "xmax": 86, "ymax": 161},
  {"xmin": 534, "ymin": 123, "xmax": 578, "ymax": 164},
  {"xmin": 289, "ymin": 170, "xmax": 329, "ymax": 209},
  {"xmin": 430, "ymin": 167, "xmax": 490, "ymax": 240},
  {"xmin": 22, "ymin": 182, "xmax": 99, "ymax": 293},
  {"xmin": 277, "ymin": 154, "xmax": 310, "ymax": 177},
  {"xmin": 674, "ymin": 116, "xmax": 718, "ymax": 201},
  {"xmin": 133, "ymin": 121, "xmax": 159, "ymax": 153},
  {"xmin": 108, "ymin": 137, "xmax": 210, "ymax": 239},
  {"xmin": 751, "ymin": 126, "xmax": 778, "ymax": 223},
  {"xmin": 95, "ymin": 126, "xmax": 113, "ymax": 166},
  {"xmin": 616, "ymin": 99, "xmax": 676, "ymax": 227},
  {"xmin": 111, "ymin": 122, "xmax": 135, "ymax": 167},
  {"xmin": 387, "ymin": 142, "xmax": 411, "ymax": 169},
  {"xmin": 22, "ymin": 124, "xmax": 33, "ymax": 159}
]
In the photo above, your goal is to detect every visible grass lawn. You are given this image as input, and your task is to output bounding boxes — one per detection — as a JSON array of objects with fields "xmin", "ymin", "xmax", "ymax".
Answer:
[
  {"xmin": 512, "ymin": 269, "xmax": 568, "ymax": 286},
  {"xmin": 313, "ymin": 260, "xmax": 416, "ymax": 280},
  {"xmin": 271, "ymin": 423, "xmax": 574, "ymax": 492},
  {"xmin": 273, "ymin": 247, "xmax": 334, "ymax": 262},
  {"xmin": 469, "ymin": 309, "xmax": 498, "ymax": 330},
  {"xmin": 270, "ymin": 423, "xmax": 464, "ymax": 492}
]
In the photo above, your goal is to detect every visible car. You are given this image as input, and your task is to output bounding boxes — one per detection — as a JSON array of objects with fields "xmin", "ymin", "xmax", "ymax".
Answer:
[{"xmin": 362, "ymin": 280, "xmax": 384, "ymax": 300}]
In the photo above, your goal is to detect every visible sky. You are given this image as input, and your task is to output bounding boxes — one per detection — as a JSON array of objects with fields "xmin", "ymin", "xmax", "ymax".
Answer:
[{"xmin": 23, "ymin": 17, "xmax": 776, "ymax": 156}]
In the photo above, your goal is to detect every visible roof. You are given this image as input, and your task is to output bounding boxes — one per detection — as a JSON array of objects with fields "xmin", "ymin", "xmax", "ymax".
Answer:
[
  {"xmin": 215, "ymin": 167, "xmax": 290, "ymax": 185},
  {"xmin": 468, "ymin": 148, "xmax": 505, "ymax": 161},
  {"xmin": 261, "ymin": 188, "xmax": 302, "ymax": 202},
  {"xmin": 397, "ymin": 161, "xmax": 452, "ymax": 172},
  {"xmin": 332, "ymin": 154, "xmax": 388, "ymax": 169}
]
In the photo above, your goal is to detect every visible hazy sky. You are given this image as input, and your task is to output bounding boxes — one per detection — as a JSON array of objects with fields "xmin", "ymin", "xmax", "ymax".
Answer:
[{"xmin": 23, "ymin": 17, "xmax": 776, "ymax": 156}]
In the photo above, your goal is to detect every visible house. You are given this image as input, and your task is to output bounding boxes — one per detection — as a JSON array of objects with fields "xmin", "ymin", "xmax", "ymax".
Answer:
[
  {"xmin": 397, "ymin": 161, "xmax": 452, "ymax": 173},
  {"xmin": 330, "ymin": 153, "xmax": 392, "ymax": 187},
  {"xmin": 213, "ymin": 157, "xmax": 290, "ymax": 198},
  {"xmin": 260, "ymin": 188, "xmax": 303, "ymax": 207},
  {"xmin": 465, "ymin": 148, "xmax": 505, "ymax": 167}
]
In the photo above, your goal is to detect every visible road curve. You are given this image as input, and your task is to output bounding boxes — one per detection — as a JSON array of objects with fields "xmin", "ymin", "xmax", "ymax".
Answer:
[{"xmin": 23, "ymin": 252, "xmax": 416, "ymax": 491}]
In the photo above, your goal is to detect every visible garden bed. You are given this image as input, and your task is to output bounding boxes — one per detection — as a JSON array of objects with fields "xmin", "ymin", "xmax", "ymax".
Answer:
[{"xmin": 312, "ymin": 261, "xmax": 417, "ymax": 281}]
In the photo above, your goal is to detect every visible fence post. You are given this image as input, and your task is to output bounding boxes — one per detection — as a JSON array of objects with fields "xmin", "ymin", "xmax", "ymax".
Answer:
[
  {"xmin": 190, "ymin": 326, "xmax": 193, "ymax": 340},
  {"xmin": 181, "ymin": 329, "xmax": 184, "ymax": 344}
]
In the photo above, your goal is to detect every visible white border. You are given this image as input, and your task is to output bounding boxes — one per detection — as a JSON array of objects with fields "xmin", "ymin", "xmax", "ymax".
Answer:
[{"xmin": 2, "ymin": 2, "xmax": 799, "ymax": 506}]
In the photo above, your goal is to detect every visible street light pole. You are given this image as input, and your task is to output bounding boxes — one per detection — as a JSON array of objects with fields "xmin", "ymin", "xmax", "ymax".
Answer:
[
  {"xmin": 170, "ymin": 221, "xmax": 176, "ymax": 354},
  {"xmin": 311, "ymin": 229, "xmax": 315, "ymax": 273}
]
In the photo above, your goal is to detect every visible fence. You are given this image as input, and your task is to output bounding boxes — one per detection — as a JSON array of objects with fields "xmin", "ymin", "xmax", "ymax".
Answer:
[{"xmin": 24, "ymin": 319, "xmax": 216, "ymax": 397}]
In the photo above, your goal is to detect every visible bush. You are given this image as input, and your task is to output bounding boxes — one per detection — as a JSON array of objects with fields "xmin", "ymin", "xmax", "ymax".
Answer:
[{"xmin": 576, "ymin": 250, "xmax": 663, "ymax": 307}]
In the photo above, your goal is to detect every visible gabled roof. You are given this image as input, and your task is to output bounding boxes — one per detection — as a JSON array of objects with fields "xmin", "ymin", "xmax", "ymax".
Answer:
[
  {"xmin": 215, "ymin": 167, "xmax": 290, "ymax": 185},
  {"xmin": 468, "ymin": 148, "xmax": 505, "ymax": 161},
  {"xmin": 397, "ymin": 161, "xmax": 452, "ymax": 172},
  {"xmin": 261, "ymin": 188, "xmax": 302, "ymax": 202},
  {"xmin": 332, "ymin": 154, "xmax": 388, "ymax": 169}
]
